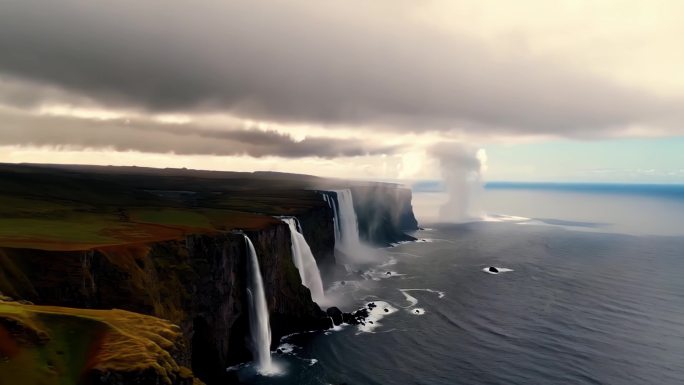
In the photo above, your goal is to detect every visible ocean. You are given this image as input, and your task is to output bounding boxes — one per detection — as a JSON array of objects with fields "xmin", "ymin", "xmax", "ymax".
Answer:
[{"xmin": 238, "ymin": 184, "xmax": 684, "ymax": 384}]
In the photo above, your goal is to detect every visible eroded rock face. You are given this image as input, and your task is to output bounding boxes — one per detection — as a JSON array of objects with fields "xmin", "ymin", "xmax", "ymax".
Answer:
[{"xmin": 350, "ymin": 185, "xmax": 418, "ymax": 246}]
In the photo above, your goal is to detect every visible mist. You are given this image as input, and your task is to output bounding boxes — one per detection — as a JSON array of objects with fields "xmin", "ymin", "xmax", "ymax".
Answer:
[{"xmin": 430, "ymin": 143, "xmax": 487, "ymax": 222}]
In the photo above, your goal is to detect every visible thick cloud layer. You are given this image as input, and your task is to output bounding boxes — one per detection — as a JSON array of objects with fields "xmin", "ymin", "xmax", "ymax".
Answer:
[
  {"xmin": 0, "ymin": 109, "xmax": 394, "ymax": 158},
  {"xmin": 1, "ymin": 0, "xmax": 682, "ymax": 138}
]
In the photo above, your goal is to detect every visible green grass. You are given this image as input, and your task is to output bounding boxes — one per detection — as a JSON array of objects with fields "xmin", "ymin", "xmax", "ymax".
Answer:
[
  {"xmin": 130, "ymin": 209, "xmax": 213, "ymax": 229},
  {"xmin": 0, "ymin": 301, "xmax": 198, "ymax": 385},
  {"xmin": 0, "ymin": 217, "xmax": 119, "ymax": 244}
]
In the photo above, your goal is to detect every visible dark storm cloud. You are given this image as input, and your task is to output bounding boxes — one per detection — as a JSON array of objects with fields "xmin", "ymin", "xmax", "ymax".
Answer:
[
  {"xmin": 0, "ymin": 0, "xmax": 682, "ymax": 137},
  {"xmin": 0, "ymin": 109, "xmax": 395, "ymax": 158}
]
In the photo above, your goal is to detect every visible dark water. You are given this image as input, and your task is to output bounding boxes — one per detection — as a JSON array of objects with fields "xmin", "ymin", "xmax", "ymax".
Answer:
[
  {"xmin": 238, "ymin": 222, "xmax": 684, "ymax": 385},
  {"xmin": 238, "ymin": 185, "xmax": 684, "ymax": 384}
]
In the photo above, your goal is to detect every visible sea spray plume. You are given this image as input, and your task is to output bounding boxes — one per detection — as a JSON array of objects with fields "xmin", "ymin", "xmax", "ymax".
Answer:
[
  {"xmin": 430, "ymin": 143, "xmax": 487, "ymax": 222},
  {"xmin": 281, "ymin": 217, "xmax": 326, "ymax": 304},
  {"xmin": 243, "ymin": 234, "xmax": 278, "ymax": 375}
]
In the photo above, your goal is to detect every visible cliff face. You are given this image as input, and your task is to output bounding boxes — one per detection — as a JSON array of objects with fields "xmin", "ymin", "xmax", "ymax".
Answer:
[
  {"xmin": 295, "ymin": 201, "xmax": 336, "ymax": 271},
  {"xmin": 351, "ymin": 185, "xmax": 419, "ymax": 246},
  {"xmin": 0, "ymin": 223, "xmax": 324, "ymax": 385}
]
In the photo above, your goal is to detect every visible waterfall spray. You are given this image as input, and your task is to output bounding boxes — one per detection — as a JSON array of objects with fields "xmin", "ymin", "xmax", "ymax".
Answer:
[
  {"xmin": 430, "ymin": 143, "xmax": 486, "ymax": 222},
  {"xmin": 281, "ymin": 217, "xmax": 326, "ymax": 304},
  {"xmin": 243, "ymin": 234, "xmax": 277, "ymax": 375}
]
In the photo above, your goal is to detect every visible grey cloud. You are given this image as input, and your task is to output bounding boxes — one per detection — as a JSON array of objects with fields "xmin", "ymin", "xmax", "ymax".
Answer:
[
  {"xmin": 0, "ymin": 109, "xmax": 395, "ymax": 158},
  {"xmin": 0, "ymin": 0, "xmax": 682, "ymax": 137}
]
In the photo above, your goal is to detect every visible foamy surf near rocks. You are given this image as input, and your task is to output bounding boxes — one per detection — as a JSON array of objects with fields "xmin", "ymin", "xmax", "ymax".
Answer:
[{"xmin": 483, "ymin": 266, "xmax": 514, "ymax": 274}]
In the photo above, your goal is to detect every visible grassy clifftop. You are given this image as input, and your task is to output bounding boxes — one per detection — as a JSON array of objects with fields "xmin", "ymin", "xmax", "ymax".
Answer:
[
  {"xmin": 0, "ymin": 164, "xmax": 326, "ymax": 250},
  {"xmin": 0, "ymin": 300, "xmax": 199, "ymax": 385}
]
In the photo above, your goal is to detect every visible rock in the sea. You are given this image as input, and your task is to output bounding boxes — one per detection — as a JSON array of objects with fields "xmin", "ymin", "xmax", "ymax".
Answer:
[
  {"xmin": 368, "ymin": 302, "xmax": 377, "ymax": 309},
  {"xmin": 384, "ymin": 308, "xmax": 389, "ymax": 313},
  {"xmin": 386, "ymin": 271, "xmax": 392, "ymax": 275},
  {"xmin": 343, "ymin": 307, "xmax": 370, "ymax": 325},
  {"xmin": 488, "ymin": 266, "xmax": 499, "ymax": 273},
  {"xmin": 326, "ymin": 307, "xmax": 344, "ymax": 326}
]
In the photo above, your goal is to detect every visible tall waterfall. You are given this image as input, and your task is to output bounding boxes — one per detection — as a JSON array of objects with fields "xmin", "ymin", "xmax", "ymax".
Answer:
[
  {"xmin": 243, "ymin": 235, "xmax": 275, "ymax": 375},
  {"xmin": 281, "ymin": 218, "xmax": 326, "ymax": 304},
  {"xmin": 332, "ymin": 189, "xmax": 362, "ymax": 252},
  {"xmin": 323, "ymin": 193, "xmax": 342, "ymax": 242}
]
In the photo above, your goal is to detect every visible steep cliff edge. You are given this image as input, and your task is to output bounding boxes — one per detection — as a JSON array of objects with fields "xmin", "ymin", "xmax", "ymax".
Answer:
[{"xmin": 351, "ymin": 185, "xmax": 418, "ymax": 246}]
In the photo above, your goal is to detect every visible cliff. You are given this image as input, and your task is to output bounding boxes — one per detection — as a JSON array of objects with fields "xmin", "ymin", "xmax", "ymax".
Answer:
[
  {"xmin": 0, "ymin": 224, "xmax": 327, "ymax": 385},
  {"xmin": 350, "ymin": 185, "xmax": 418, "ymax": 246},
  {"xmin": 0, "ymin": 163, "xmax": 418, "ymax": 385}
]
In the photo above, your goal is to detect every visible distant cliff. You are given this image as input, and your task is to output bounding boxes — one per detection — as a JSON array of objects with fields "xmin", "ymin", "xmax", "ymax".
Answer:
[{"xmin": 351, "ymin": 185, "xmax": 418, "ymax": 246}]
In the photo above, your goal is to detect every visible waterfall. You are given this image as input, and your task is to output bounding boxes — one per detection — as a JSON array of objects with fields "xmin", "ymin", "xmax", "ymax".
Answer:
[
  {"xmin": 332, "ymin": 189, "xmax": 362, "ymax": 252},
  {"xmin": 243, "ymin": 235, "xmax": 276, "ymax": 375},
  {"xmin": 322, "ymin": 192, "xmax": 342, "ymax": 242},
  {"xmin": 281, "ymin": 217, "xmax": 326, "ymax": 304}
]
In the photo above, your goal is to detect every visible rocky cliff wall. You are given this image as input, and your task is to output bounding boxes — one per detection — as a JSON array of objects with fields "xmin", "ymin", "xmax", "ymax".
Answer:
[
  {"xmin": 351, "ymin": 185, "xmax": 418, "ymax": 246},
  {"xmin": 0, "ymin": 223, "xmax": 325, "ymax": 385}
]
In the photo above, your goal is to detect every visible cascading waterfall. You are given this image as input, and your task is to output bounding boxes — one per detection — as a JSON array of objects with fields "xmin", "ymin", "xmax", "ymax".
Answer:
[
  {"xmin": 243, "ymin": 234, "xmax": 276, "ymax": 375},
  {"xmin": 322, "ymin": 193, "xmax": 342, "ymax": 241},
  {"xmin": 281, "ymin": 217, "xmax": 326, "ymax": 304},
  {"xmin": 332, "ymin": 189, "xmax": 362, "ymax": 252}
]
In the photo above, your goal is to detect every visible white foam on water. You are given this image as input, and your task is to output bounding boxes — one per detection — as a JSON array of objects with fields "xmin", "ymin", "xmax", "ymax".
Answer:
[
  {"xmin": 398, "ymin": 288, "xmax": 445, "ymax": 315},
  {"xmin": 482, "ymin": 267, "xmax": 514, "ymax": 275},
  {"xmin": 226, "ymin": 360, "xmax": 284, "ymax": 377},
  {"xmin": 415, "ymin": 238, "xmax": 435, "ymax": 243},
  {"xmin": 307, "ymin": 359, "xmax": 318, "ymax": 366},
  {"xmin": 399, "ymin": 290, "xmax": 419, "ymax": 307},
  {"xmin": 362, "ymin": 269, "xmax": 406, "ymax": 281},
  {"xmin": 482, "ymin": 214, "xmax": 531, "ymax": 223},
  {"xmin": 410, "ymin": 308, "xmax": 426, "ymax": 315},
  {"xmin": 400, "ymin": 288, "xmax": 446, "ymax": 299},
  {"xmin": 388, "ymin": 240, "xmax": 414, "ymax": 247},
  {"xmin": 330, "ymin": 323, "xmax": 346, "ymax": 332},
  {"xmin": 276, "ymin": 343, "xmax": 296, "ymax": 354},
  {"xmin": 357, "ymin": 301, "xmax": 398, "ymax": 333}
]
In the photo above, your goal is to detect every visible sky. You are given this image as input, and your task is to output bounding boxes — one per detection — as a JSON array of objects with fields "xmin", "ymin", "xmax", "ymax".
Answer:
[{"xmin": 0, "ymin": 0, "xmax": 683, "ymax": 183}]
